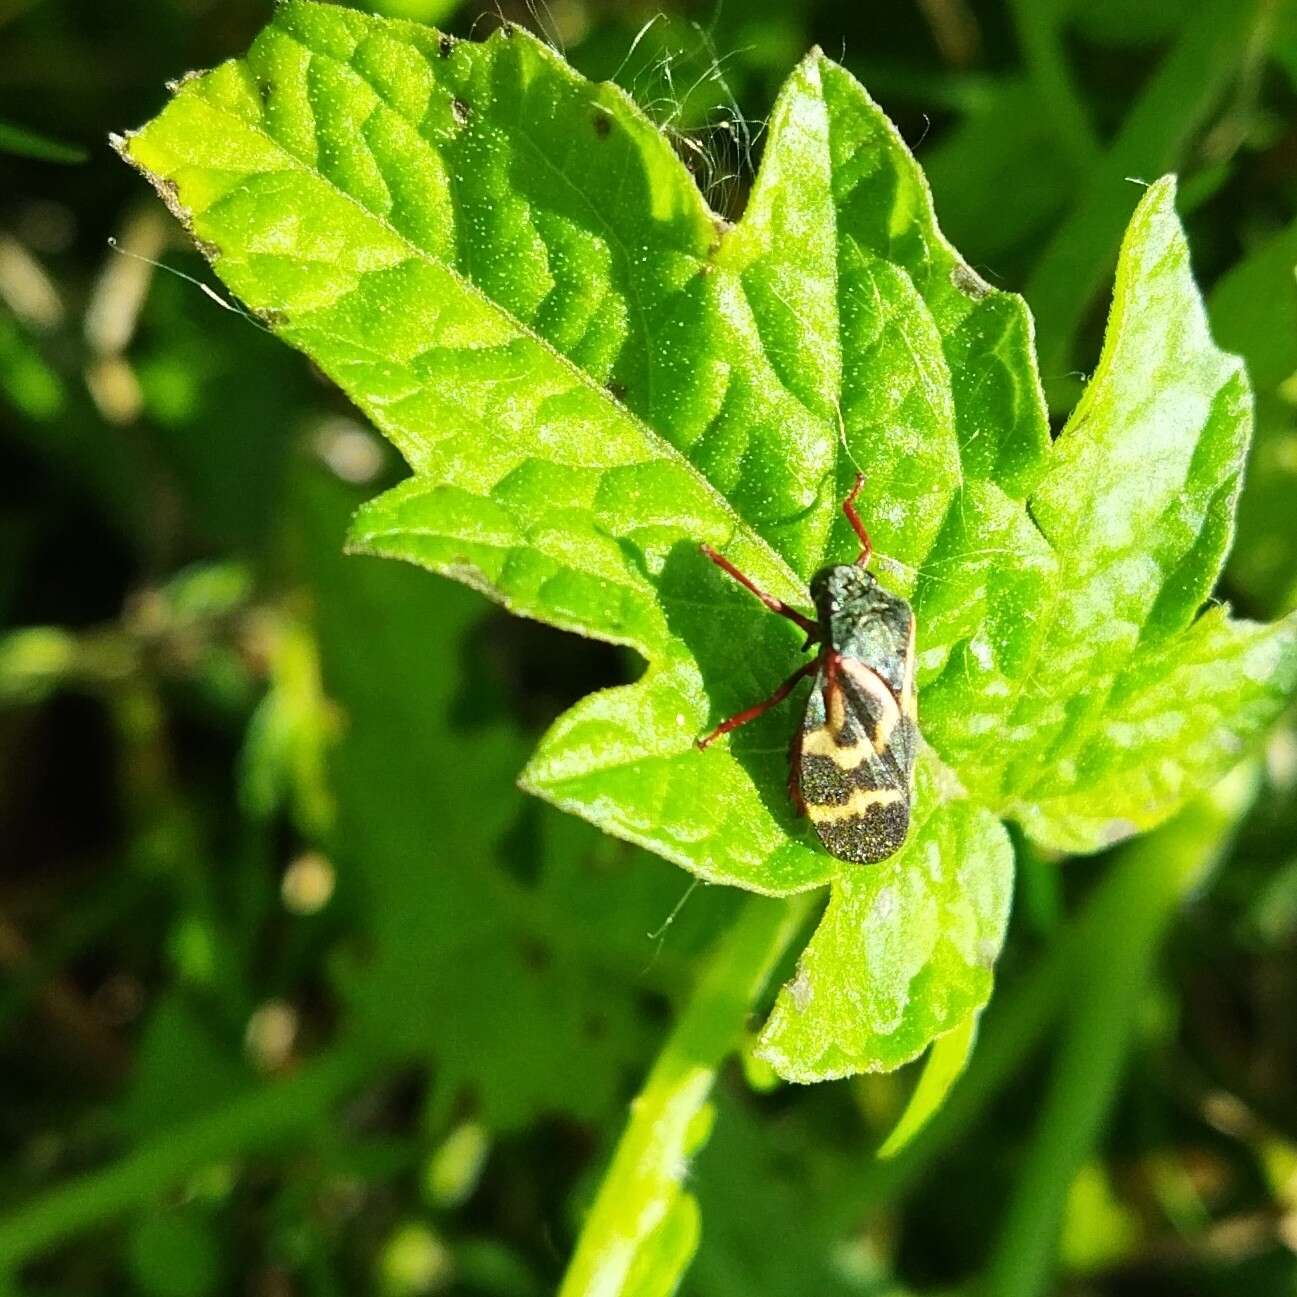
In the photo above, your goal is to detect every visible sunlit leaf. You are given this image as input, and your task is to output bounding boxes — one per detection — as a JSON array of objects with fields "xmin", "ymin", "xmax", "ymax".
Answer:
[{"xmin": 119, "ymin": 3, "xmax": 1297, "ymax": 1079}]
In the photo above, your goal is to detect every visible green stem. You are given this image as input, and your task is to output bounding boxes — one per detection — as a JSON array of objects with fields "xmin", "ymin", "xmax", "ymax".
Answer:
[
  {"xmin": 1027, "ymin": 0, "xmax": 1266, "ymax": 402},
  {"xmin": 1005, "ymin": 0, "xmax": 1098, "ymax": 173},
  {"xmin": 559, "ymin": 892, "xmax": 816, "ymax": 1297},
  {"xmin": 0, "ymin": 1043, "xmax": 375, "ymax": 1273},
  {"xmin": 982, "ymin": 769, "xmax": 1257, "ymax": 1297}
]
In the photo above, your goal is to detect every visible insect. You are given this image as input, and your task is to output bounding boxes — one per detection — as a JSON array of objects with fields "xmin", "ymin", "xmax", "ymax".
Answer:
[{"xmin": 697, "ymin": 475, "xmax": 918, "ymax": 865}]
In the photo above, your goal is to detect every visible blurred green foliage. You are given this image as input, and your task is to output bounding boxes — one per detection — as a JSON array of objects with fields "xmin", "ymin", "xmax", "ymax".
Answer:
[{"xmin": 2, "ymin": 2, "xmax": 1297, "ymax": 1296}]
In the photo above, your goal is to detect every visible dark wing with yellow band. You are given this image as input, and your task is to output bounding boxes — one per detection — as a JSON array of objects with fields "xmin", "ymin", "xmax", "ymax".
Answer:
[{"xmin": 796, "ymin": 635, "xmax": 917, "ymax": 866}]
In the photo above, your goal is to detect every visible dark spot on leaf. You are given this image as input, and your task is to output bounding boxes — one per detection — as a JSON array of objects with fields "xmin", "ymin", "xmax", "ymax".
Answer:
[
  {"xmin": 438, "ymin": 34, "xmax": 455, "ymax": 57},
  {"xmin": 257, "ymin": 79, "xmax": 274, "ymax": 106},
  {"xmin": 583, "ymin": 1014, "xmax": 608, "ymax": 1042},
  {"xmin": 518, "ymin": 938, "xmax": 551, "ymax": 972},
  {"xmin": 593, "ymin": 113, "xmax": 611, "ymax": 138},
  {"xmin": 606, "ymin": 380, "xmax": 627, "ymax": 402},
  {"xmin": 499, "ymin": 20, "xmax": 513, "ymax": 37},
  {"xmin": 452, "ymin": 97, "xmax": 471, "ymax": 126}
]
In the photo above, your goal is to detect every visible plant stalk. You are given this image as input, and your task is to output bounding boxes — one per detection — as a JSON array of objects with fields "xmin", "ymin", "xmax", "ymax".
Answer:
[
  {"xmin": 982, "ymin": 769, "xmax": 1257, "ymax": 1297},
  {"xmin": 559, "ymin": 891, "xmax": 816, "ymax": 1297}
]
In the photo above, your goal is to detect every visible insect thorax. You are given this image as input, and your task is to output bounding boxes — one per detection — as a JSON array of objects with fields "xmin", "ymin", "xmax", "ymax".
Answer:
[{"xmin": 809, "ymin": 565, "xmax": 913, "ymax": 689}]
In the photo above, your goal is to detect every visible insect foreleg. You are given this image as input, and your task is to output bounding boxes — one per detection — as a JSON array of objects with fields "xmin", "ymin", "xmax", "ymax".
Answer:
[
  {"xmin": 699, "ymin": 544, "xmax": 819, "ymax": 638},
  {"xmin": 842, "ymin": 472, "xmax": 873, "ymax": 567}
]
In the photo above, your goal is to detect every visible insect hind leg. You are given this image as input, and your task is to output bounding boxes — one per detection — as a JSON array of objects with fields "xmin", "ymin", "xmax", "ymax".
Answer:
[
  {"xmin": 696, "ymin": 658, "xmax": 819, "ymax": 750},
  {"xmin": 787, "ymin": 726, "xmax": 806, "ymax": 816}
]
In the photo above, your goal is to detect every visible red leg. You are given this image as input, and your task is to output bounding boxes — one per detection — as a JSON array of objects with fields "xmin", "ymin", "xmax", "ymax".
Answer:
[
  {"xmin": 696, "ymin": 658, "xmax": 820, "ymax": 750},
  {"xmin": 787, "ymin": 727, "xmax": 806, "ymax": 816},
  {"xmin": 842, "ymin": 472, "xmax": 873, "ymax": 567},
  {"xmin": 700, "ymin": 544, "xmax": 818, "ymax": 639}
]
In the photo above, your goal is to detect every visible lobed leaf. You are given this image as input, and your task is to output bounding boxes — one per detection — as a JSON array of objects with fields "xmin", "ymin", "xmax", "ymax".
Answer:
[
  {"xmin": 1008, "ymin": 607, "xmax": 1297, "ymax": 851},
  {"xmin": 979, "ymin": 178, "xmax": 1292, "ymax": 850},
  {"xmin": 119, "ymin": 5, "xmax": 1297, "ymax": 1081},
  {"xmin": 876, "ymin": 1008, "xmax": 978, "ymax": 1157}
]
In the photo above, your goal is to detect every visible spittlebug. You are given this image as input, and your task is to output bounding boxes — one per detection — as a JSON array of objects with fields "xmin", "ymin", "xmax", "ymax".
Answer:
[{"xmin": 697, "ymin": 475, "xmax": 917, "ymax": 865}]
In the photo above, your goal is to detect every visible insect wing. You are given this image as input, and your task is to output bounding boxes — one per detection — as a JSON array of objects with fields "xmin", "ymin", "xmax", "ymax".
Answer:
[{"xmin": 797, "ymin": 654, "xmax": 913, "ymax": 865}]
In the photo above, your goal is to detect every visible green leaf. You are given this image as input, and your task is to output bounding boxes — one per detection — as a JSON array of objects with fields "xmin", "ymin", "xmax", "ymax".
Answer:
[
  {"xmin": 116, "ymin": 993, "xmax": 251, "ymax": 1140},
  {"xmin": 757, "ymin": 776, "xmax": 1011, "ymax": 1078},
  {"xmin": 689, "ymin": 1092, "xmax": 866, "ymax": 1297},
  {"xmin": 118, "ymin": 4, "xmax": 1297, "ymax": 1081},
  {"xmin": 1023, "ymin": 0, "xmax": 1267, "ymax": 401},
  {"xmin": 0, "ymin": 310, "xmax": 64, "ymax": 420},
  {"xmin": 981, "ymin": 178, "xmax": 1297, "ymax": 853},
  {"xmin": 923, "ymin": 78, "xmax": 1072, "ymax": 265},
  {"xmin": 1007, "ymin": 608, "xmax": 1297, "ymax": 850},
  {"xmin": 134, "ymin": 270, "xmax": 322, "ymax": 551},
  {"xmin": 127, "ymin": 1209, "xmax": 222, "ymax": 1297},
  {"xmin": 364, "ymin": 0, "xmax": 461, "ymax": 22},
  {"xmin": 238, "ymin": 618, "xmax": 336, "ymax": 839},
  {"xmin": 301, "ymin": 471, "xmax": 718, "ymax": 1128}
]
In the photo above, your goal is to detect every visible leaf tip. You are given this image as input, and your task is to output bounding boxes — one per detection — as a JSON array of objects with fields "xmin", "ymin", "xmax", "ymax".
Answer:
[
  {"xmin": 799, "ymin": 44, "xmax": 833, "ymax": 80},
  {"xmin": 1132, "ymin": 173, "xmax": 1180, "ymax": 225},
  {"xmin": 163, "ymin": 68, "xmax": 205, "ymax": 96}
]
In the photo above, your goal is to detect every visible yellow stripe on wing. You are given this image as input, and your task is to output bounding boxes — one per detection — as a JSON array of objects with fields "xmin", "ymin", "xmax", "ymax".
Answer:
[
  {"xmin": 801, "ymin": 726, "xmax": 874, "ymax": 769},
  {"xmin": 806, "ymin": 786, "xmax": 904, "ymax": 824},
  {"xmin": 838, "ymin": 657, "xmax": 902, "ymax": 753}
]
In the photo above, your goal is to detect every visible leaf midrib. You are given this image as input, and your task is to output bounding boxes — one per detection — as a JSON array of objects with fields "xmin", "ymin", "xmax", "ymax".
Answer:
[
  {"xmin": 297, "ymin": 17, "xmax": 978, "ymax": 601},
  {"xmin": 130, "ymin": 25, "xmax": 811, "ymax": 610}
]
